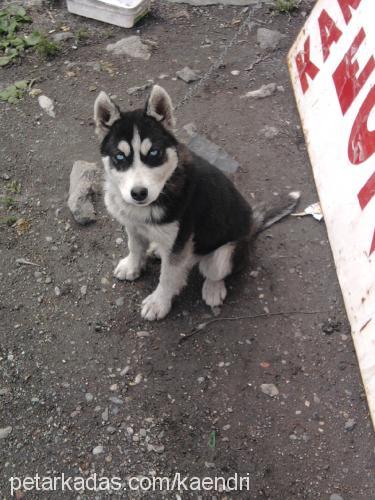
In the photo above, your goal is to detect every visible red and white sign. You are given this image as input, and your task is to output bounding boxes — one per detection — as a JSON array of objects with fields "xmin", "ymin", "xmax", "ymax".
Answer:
[{"xmin": 288, "ymin": 0, "xmax": 375, "ymax": 426}]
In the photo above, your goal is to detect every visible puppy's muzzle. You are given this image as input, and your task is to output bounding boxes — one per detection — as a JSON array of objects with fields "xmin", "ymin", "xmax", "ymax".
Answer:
[{"xmin": 131, "ymin": 186, "xmax": 148, "ymax": 203}]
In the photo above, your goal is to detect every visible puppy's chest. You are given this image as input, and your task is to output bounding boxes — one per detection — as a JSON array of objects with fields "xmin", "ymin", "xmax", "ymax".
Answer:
[{"xmin": 137, "ymin": 221, "xmax": 179, "ymax": 249}]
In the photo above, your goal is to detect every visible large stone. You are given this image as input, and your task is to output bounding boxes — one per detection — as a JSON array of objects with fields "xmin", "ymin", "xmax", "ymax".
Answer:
[
  {"xmin": 188, "ymin": 135, "xmax": 239, "ymax": 173},
  {"xmin": 106, "ymin": 36, "xmax": 151, "ymax": 60},
  {"xmin": 68, "ymin": 161, "xmax": 101, "ymax": 225},
  {"xmin": 257, "ymin": 28, "xmax": 285, "ymax": 50}
]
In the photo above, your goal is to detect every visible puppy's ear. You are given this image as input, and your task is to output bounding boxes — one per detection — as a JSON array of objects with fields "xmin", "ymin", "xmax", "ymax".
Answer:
[
  {"xmin": 145, "ymin": 85, "xmax": 175, "ymax": 129},
  {"xmin": 94, "ymin": 91, "xmax": 120, "ymax": 139}
]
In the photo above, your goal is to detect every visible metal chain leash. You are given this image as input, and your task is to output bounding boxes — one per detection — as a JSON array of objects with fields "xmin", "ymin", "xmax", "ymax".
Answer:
[{"xmin": 174, "ymin": 1, "xmax": 262, "ymax": 112}]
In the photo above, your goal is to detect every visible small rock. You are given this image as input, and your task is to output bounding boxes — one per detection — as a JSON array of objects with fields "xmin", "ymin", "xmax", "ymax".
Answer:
[
  {"xmin": 344, "ymin": 418, "xmax": 356, "ymax": 431},
  {"xmin": 147, "ymin": 444, "xmax": 165, "ymax": 454},
  {"xmin": 115, "ymin": 297, "xmax": 125, "ymax": 307},
  {"xmin": 45, "ymin": 277, "xmax": 52, "ymax": 284},
  {"xmin": 231, "ymin": 70, "xmax": 240, "ymax": 76},
  {"xmin": 68, "ymin": 161, "xmax": 100, "ymax": 225},
  {"xmin": 129, "ymin": 373, "xmax": 143, "ymax": 386},
  {"xmin": 330, "ymin": 495, "xmax": 344, "ymax": 500},
  {"xmin": 174, "ymin": 8, "xmax": 190, "ymax": 19},
  {"xmin": 241, "ymin": 83, "xmax": 277, "ymax": 99},
  {"xmin": 38, "ymin": 95, "xmax": 55, "ymax": 117},
  {"xmin": 136, "ymin": 331, "xmax": 150, "ymax": 338},
  {"xmin": 260, "ymin": 383, "xmax": 279, "ymax": 397},
  {"xmin": 257, "ymin": 28, "xmax": 285, "ymax": 50},
  {"xmin": 127, "ymin": 80, "xmax": 153, "ymax": 95},
  {"xmin": 106, "ymin": 36, "xmax": 151, "ymax": 60},
  {"xmin": 176, "ymin": 67, "xmax": 201, "ymax": 83},
  {"xmin": 85, "ymin": 393, "xmax": 94, "ymax": 402},
  {"xmin": 120, "ymin": 366, "xmax": 130, "ymax": 376},
  {"xmin": 322, "ymin": 320, "xmax": 341, "ymax": 335},
  {"xmin": 182, "ymin": 122, "xmax": 197, "ymax": 137},
  {"xmin": 23, "ymin": 0, "xmax": 44, "ymax": 6},
  {"xmin": 0, "ymin": 388, "xmax": 10, "ymax": 396},
  {"xmin": 115, "ymin": 237, "xmax": 124, "ymax": 245},
  {"xmin": 92, "ymin": 445, "xmax": 104, "ymax": 455},
  {"xmin": 110, "ymin": 384, "xmax": 118, "ymax": 391},
  {"xmin": 0, "ymin": 427, "xmax": 12, "ymax": 439},
  {"xmin": 54, "ymin": 286, "xmax": 61, "ymax": 297},
  {"xmin": 260, "ymin": 125, "xmax": 279, "ymax": 139},
  {"xmin": 101, "ymin": 407, "xmax": 109, "ymax": 422},
  {"xmin": 109, "ymin": 396, "xmax": 123, "ymax": 405},
  {"xmin": 107, "ymin": 426, "xmax": 117, "ymax": 434},
  {"xmin": 52, "ymin": 32, "xmax": 74, "ymax": 43},
  {"xmin": 87, "ymin": 61, "xmax": 101, "ymax": 71},
  {"xmin": 80, "ymin": 285, "xmax": 87, "ymax": 296}
]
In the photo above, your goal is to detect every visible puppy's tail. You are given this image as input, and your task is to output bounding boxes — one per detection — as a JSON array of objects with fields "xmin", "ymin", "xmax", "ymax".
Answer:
[{"xmin": 251, "ymin": 191, "xmax": 300, "ymax": 237}]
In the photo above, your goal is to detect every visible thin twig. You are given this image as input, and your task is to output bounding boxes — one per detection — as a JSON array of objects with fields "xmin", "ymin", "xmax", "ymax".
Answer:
[
  {"xmin": 178, "ymin": 309, "xmax": 326, "ymax": 344},
  {"xmin": 15, "ymin": 258, "xmax": 41, "ymax": 267}
]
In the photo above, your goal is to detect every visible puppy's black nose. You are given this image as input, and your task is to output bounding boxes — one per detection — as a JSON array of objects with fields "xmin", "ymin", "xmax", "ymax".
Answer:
[{"xmin": 131, "ymin": 187, "xmax": 148, "ymax": 202}]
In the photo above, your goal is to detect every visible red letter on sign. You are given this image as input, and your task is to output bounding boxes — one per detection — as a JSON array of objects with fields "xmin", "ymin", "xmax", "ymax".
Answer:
[
  {"xmin": 370, "ymin": 231, "xmax": 375, "ymax": 256},
  {"xmin": 295, "ymin": 36, "xmax": 320, "ymax": 94},
  {"xmin": 337, "ymin": 0, "xmax": 361, "ymax": 24},
  {"xmin": 348, "ymin": 85, "xmax": 375, "ymax": 165},
  {"xmin": 318, "ymin": 10, "xmax": 342, "ymax": 61},
  {"xmin": 358, "ymin": 172, "xmax": 375, "ymax": 210},
  {"xmin": 333, "ymin": 28, "xmax": 375, "ymax": 115}
]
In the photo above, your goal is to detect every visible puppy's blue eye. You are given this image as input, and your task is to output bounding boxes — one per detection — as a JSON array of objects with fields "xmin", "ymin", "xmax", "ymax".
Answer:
[
  {"xmin": 149, "ymin": 148, "xmax": 159, "ymax": 157},
  {"xmin": 115, "ymin": 153, "xmax": 125, "ymax": 161}
]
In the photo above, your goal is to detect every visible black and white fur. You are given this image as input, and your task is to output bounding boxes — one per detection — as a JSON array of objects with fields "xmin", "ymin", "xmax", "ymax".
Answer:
[{"xmin": 94, "ymin": 85, "xmax": 300, "ymax": 321}]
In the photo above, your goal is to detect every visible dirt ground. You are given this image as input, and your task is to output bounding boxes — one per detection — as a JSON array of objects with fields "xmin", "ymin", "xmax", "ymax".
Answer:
[{"xmin": 1, "ymin": 1, "xmax": 374, "ymax": 499}]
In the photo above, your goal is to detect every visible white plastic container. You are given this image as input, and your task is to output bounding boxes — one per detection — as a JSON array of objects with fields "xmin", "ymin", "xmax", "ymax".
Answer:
[{"xmin": 67, "ymin": 0, "xmax": 150, "ymax": 29}]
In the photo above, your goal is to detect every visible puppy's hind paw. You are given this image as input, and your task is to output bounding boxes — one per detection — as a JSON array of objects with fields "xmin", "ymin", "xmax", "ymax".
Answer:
[
  {"xmin": 146, "ymin": 242, "xmax": 161, "ymax": 260},
  {"xmin": 141, "ymin": 291, "xmax": 171, "ymax": 321},
  {"xmin": 202, "ymin": 279, "xmax": 227, "ymax": 307},
  {"xmin": 114, "ymin": 257, "xmax": 142, "ymax": 281}
]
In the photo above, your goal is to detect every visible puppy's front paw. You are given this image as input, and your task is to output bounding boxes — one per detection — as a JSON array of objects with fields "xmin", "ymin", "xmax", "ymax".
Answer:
[
  {"xmin": 114, "ymin": 257, "xmax": 142, "ymax": 281},
  {"xmin": 141, "ymin": 291, "xmax": 171, "ymax": 321},
  {"xmin": 202, "ymin": 279, "xmax": 227, "ymax": 307}
]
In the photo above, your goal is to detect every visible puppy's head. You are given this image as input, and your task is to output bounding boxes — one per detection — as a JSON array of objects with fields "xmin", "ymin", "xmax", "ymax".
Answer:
[{"xmin": 94, "ymin": 85, "xmax": 177, "ymax": 207}]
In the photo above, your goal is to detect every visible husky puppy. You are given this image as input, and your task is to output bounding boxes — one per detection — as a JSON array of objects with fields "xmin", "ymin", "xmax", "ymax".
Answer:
[{"xmin": 94, "ymin": 85, "xmax": 300, "ymax": 321}]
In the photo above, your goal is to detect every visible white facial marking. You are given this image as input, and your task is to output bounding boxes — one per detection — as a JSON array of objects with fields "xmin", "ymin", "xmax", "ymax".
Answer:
[
  {"xmin": 118, "ymin": 140, "xmax": 130, "ymax": 156},
  {"xmin": 102, "ymin": 126, "xmax": 178, "ymax": 210},
  {"xmin": 140, "ymin": 138, "xmax": 152, "ymax": 156}
]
